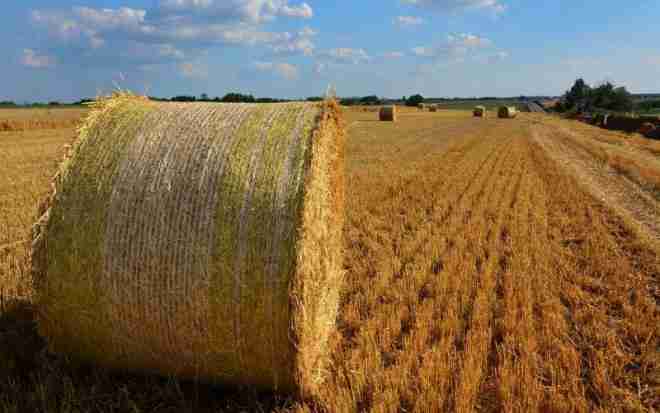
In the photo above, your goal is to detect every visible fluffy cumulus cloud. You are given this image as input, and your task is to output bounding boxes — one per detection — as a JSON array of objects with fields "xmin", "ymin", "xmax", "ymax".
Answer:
[
  {"xmin": 401, "ymin": 0, "xmax": 506, "ymax": 14},
  {"xmin": 270, "ymin": 27, "xmax": 317, "ymax": 56},
  {"xmin": 21, "ymin": 49, "xmax": 56, "ymax": 68},
  {"xmin": 383, "ymin": 51, "xmax": 405, "ymax": 59},
  {"xmin": 395, "ymin": 15, "xmax": 424, "ymax": 27},
  {"xmin": 159, "ymin": 0, "xmax": 312, "ymax": 23},
  {"xmin": 412, "ymin": 33, "xmax": 492, "ymax": 60},
  {"xmin": 317, "ymin": 48, "xmax": 371, "ymax": 64},
  {"xmin": 29, "ymin": 1, "xmax": 316, "ymax": 68},
  {"xmin": 253, "ymin": 61, "xmax": 299, "ymax": 79}
]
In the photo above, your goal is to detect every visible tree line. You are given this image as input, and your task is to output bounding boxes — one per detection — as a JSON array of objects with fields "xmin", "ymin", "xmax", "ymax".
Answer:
[{"xmin": 554, "ymin": 79, "xmax": 637, "ymax": 113}]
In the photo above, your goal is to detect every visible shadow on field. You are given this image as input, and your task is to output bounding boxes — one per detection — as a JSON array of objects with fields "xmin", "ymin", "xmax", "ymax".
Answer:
[{"xmin": 0, "ymin": 300, "xmax": 296, "ymax": 413}]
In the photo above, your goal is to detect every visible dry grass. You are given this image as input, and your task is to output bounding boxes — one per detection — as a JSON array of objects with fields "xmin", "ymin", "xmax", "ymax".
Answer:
[
  {"xmin": 0, "ymin": 128, "xmax": 76, "ymax": 302},
  {"xmin": 1, "ymin": 108, "xmax": 658, "ymax": 413},
  {"xmin": 531, "ymin": 115, "xmax": 660, "ymax": 198},
  {"xmin": 0, "ymin": 108, "xmax": 87, "ymax": 131}
]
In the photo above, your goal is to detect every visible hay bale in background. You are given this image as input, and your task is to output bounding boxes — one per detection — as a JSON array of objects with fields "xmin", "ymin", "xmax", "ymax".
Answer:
[
  {"xmin": 418, "ymin": 103, "xmax": 426, "ymax": 111},
  {"xmin": 473, "ymin": 106, "xmax": 486, "ymax": 118},
  {"xmin": 639, "ymin": 122, "xmax": 657, "ymax": 137},
  {"xmin": 498, "ymin": 106, "xmax": 518, "ymax": 119},
  {"xmin": 379, "ymin": 105, "xmax": 397, "ymax": 122},
  {"xmin": 31, "ymin": 94, "xmax": 345, "ymax": 396},
  {"xmin": 428, "ymin": 105, "xmax": 438, "ymax": 112}
]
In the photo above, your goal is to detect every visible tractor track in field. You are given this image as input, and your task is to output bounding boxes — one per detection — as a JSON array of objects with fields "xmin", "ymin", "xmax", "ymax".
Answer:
[{"xmin": 529, "ymin": 120, "xmax": 660, "ymax": 246}]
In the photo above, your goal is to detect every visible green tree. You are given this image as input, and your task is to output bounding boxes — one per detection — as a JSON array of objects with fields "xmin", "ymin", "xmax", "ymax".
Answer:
[
  {"xmin": 221, "ymin": 93, "xmax": 255, "ymax": 103},
  {"xmin": 564, "ymin": 78, "xmax": 591, "ymax": 111},
  {"xmin": 406, "ymin": 94, "xmax": 424, "ymax": 107},
  {"xmin": 590, "ymin": 82, "xmax": 633, "ymax": 112}
]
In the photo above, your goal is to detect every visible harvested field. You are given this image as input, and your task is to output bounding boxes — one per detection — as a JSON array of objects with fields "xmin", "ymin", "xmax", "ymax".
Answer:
[
  {"xmin": 1, "ymin": 108, "xmax": 658, "ymax": 412},
  {"xmin": 0, "ymin": 108, "xmax": 87, "ymax": 131}
]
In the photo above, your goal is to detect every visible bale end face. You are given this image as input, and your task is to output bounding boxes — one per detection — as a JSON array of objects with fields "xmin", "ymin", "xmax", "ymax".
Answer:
[
  {"xmin": 473, "ymin": 106, "xmax": 487, "ymax": 118},
  {"xmin": 379, "ymin": 106, "xmax": 397, "ymax": 122},
  {"xmin": 639, "ymin": 122, "xmax": 657, "ymax": 137},
  {"xmin": 498, "ymin": 106, "xmax": 518, "ymax": 119}
]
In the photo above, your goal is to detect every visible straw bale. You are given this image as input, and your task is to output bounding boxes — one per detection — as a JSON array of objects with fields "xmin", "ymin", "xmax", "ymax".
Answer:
[
  {"xmin": 639, "ymin": 122, "xmax": 657, "ymax": 137},
  {"xmin": 428, "ymin": 105, "xmax": 438, "ymax": 112},
  {"xmin": 31, "ymin": 94, "xmax": 345, "ymax": 396},
  {"xmin": 473, "ymin": 106, "xmax": 486, "ymax": 118},
  {"xmin": 498, "ymin": 106, "xmax": 518, "ymax": 119},
  {"xmin": 379, "ymin": 106, "xmax": 397, "ymax": 122}
]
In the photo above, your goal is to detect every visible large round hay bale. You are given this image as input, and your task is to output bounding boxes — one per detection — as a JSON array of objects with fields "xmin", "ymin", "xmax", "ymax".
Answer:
[
  {"xmin": 379, "ymin": 105, "xmax": 397, "ymax": 122},
  {"xmin": 498, "ymin": 106, "xmax": 518, "ymax": 119},
  {"xmin": 473, "ymin": 106, "xmax": 486, "ymax": 118},
  {"xmin": 31, "ymin": 94, "xmax": 345, "ymax": 396},
  {"xmin": 428, "ymin": 104, "xmax": 438, "ymax": 112}
]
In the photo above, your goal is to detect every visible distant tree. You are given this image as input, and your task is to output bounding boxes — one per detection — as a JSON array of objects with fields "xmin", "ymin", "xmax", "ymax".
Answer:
[
  {"xmin": 48, "ymin": 101, "xmax": 61, "ymax": 106},
  {"xmin": 637, "ymin": 99, "xmax": 660, "ymax": 112},
  {"xmin": 171, "ymin": 95, "xmax": 197, "ymax": 102},
  {"xmin": 306, "ymin": 96, "xmax": 324, "ymax": 102},
  {"xmin": 221, "ymin": 93, "xmax": 255, "ymax": 103},
  {"xmin": 200, "ymin": 93, "xmax": 209, "ymax": 101},
  {"xmin": 0, "ymin": 101, "xmax": 17, "ymax": 107},
  {"xmin": 590, "ymin": 83, "xmax": 633, "ymax": 112},
  {"xmin": 405, "ymin": 94, "xmax": 424, "ymax": 107},
  {"xmin": 557, "ymin": 79, "xmax": 634, "ymax": 113},
  {"xmin": 563, "ymin": 78, "xmax": 591, "ymax": 112},
  {"xmin": 359, "ymin": 95, "xmax": 381, "ymax": 105}
]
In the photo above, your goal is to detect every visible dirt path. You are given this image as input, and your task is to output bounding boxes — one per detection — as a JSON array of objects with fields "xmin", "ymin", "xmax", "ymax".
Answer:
[{"xmin": 529, "ymin": 119, "xmax": 660, "ymax": 246}]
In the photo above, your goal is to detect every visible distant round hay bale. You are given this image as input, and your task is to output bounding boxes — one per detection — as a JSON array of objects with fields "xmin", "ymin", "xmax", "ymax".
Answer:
[
  {"xmin": 379, "ymin": 105, "xmax": 397, "ymax": 122},
  {"xmin": 639, "ymin": 122, "xmax": 657, "ymax": 137},
  {"xmin": 418, "ymin": 103, "xmax": 426, "ymax": 111},
  {"xmin": 498, "ymin": 106, "xmax": 518, "ymax": 119},
  {"xmin": 31, "ymin": 94, "xmax": 345, "ymax": 396},
  {"xmin": 428, "ymin": 104, "xmax": 438, "ymax": 112},
  {"xmin": 473, "ymin": 106, "xmax": 487, "ymax": 118}
]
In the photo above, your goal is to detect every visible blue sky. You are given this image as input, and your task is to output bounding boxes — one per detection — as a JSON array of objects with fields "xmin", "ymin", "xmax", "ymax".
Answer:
[{"xmin": 3, "ymin": 0, "xmax": 660, "ymax": 102}]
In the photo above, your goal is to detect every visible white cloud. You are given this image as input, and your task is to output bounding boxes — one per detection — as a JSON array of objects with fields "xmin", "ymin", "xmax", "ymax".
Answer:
[
  {"xmin": 401, "ymin": 0, "xmax": 506, "ymax": 14},
  {"xmin": 31, "ymin": 3, "xmax": 315, "ymax": 66},
  {"xmin": 395, "ymin": 15, "xmax": 424, "ymax": 27},
  {"xmin": 412, "ymin": 46, "xmax": 434, "ymax": 57},
  {"xmin": 318, "ymin": 48, "xmax": 371, "ymax": 64},
  {"xmin": 298, "ymin": 26, "xmax": 318, "ymax": 37},
  {"xmin": 270, "ymin": 28, "xmax": 317, "ymax": 56},
  {"xmin": 383, "ymin": 51, "xmax": 405, "ymax": 59},
  {"xmin": 158, "ymin": 0, "xmax": 312, "ymax": 23},
  {"xmin": 179, "ymin": 61, "xmax": 208, "ymax": 78},
  {"xmin": 489, "ymin": 50, "xmax": 509, "ymax": 61},
  {"xmin": 313, "ymin": 62, "xmax": 326, "ymax": 74},
  {"xmin": 73, "ymin": 7, "xmax": 148, "ymax": 30},
  {"xmin": 413, "ymin": 33, "xmax": 492, "ymax": 60},
  {"xmin": 21, "ymin": 49, "xmax": 56, "ymax": 68},
  {"xmin": 254, "ymin": 61, "xmax": 299, "ymax": 80},
  {"xmin": 280, "ymin": 2, "xmax": 313, "ymax": 18}
]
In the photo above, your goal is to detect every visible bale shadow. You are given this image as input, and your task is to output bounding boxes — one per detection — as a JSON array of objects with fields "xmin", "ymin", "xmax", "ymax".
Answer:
[
  {"xmin": 0, "ymin": 299, "xmax": 45, "ymax": 376},
  {"xmin": 0, "ymin": 299, "xmax": 300, "ymax": 412}
]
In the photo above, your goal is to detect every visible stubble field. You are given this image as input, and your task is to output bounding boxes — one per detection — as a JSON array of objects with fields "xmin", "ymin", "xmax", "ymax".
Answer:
[{"xmin": 0, "ymin": 106, "xmax": 658, "ymax": 412}]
